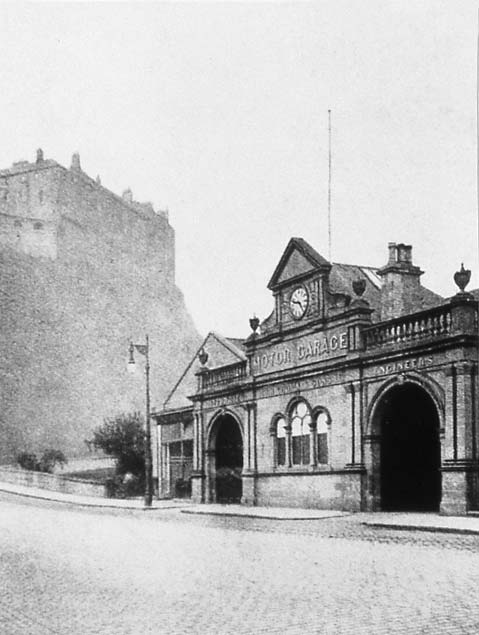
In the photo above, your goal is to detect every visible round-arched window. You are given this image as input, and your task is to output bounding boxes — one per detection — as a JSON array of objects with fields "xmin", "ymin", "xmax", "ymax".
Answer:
[
  {"xmin": 291, "ymin": 401, "xmax": 311, "ymax": 465},
  {"xmin": 275, "ymin": 416, "xmax": 286, "ymax": 466},
  {"xmin": 316, "ymin": 411, "xmax": 330, "ymax": 464}
]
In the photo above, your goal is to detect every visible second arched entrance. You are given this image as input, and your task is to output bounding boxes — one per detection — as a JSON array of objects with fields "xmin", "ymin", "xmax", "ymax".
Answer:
[
  {"xmin": 374, "ymin": 383, "xmax": 441, "ymax": 512},
  {"xmin": 210, "ymin": 414, "xmax": 243, "ymax": 503}
]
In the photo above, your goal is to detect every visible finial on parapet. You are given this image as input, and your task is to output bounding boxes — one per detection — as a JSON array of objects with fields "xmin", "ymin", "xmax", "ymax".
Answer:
[
  {"xmin": 453, "ymin": 263, "xmax": 471, "ymax": 294},
  {"xmin": 198, "ymin": 348, "xmax": 209, "ymax": 367},
  {"xmin": 249, "ymin": 315, "xmax": 260, "ymax": 334},
  {"xmin": 352, "ymin": 278, "xmax": 366, "ymax": 298}
]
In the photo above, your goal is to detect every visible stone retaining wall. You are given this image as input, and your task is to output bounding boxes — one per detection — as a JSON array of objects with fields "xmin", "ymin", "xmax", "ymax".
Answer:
[{"xmin": 0, "ymin": 466, "xmax": 106, "ymax": 498}]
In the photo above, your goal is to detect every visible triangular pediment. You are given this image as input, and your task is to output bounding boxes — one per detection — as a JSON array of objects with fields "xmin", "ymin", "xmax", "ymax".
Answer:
[
  {"xmin": 163, "ymin": 332, "xmax": 245, "ymax": 410},
  {"xmin": 268, "ymin": 237, "xmax": 330, "ymax": 290}
]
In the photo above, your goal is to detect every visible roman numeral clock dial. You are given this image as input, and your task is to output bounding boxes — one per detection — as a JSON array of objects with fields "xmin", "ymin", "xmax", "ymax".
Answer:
[{"xmin": 289, "ymin": 286, "xmax": 309, "ymax": 319}]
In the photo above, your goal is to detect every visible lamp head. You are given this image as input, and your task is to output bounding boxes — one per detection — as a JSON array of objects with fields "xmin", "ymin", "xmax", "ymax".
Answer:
[{"xmin": 128, "ymin": 341, "xmax": 136, "ymax": 372}]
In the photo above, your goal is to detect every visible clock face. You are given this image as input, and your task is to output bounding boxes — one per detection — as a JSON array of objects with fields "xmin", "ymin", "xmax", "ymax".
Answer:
[{"xmin": 290, "ymin": 286, "xmax": 309, "ymax": 319}]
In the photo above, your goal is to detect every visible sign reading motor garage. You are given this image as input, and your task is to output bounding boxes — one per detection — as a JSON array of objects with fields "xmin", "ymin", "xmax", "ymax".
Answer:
[{"xmin": 252, "ymin": 328, "xmax": 348, "ymax": 374}]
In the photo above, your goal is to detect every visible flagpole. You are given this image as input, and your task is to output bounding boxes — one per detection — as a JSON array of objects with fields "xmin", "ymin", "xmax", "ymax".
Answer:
[{"xmin": 328, "ymin": 109, "xmax": 332, "ymax": 262}]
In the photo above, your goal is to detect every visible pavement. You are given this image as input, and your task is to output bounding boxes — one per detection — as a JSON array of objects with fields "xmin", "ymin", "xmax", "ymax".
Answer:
[
  {"xmin": 2, "ymin": 479, "xmax": 479, "ymax": 534},
  {"xmin": 0, "ymin": 481, "xmax": 184, "ymax": 510}
]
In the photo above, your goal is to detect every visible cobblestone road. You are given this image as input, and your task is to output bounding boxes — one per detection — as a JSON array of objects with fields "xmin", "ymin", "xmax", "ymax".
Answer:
[{"xmin": 1, "ymin": 493, "xmax": 479, "ymax": 634}]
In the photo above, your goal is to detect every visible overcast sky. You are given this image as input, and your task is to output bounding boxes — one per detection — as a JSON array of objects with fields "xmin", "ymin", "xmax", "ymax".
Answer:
[{"xmin": 1, "ymin": 2, "xmax": 478, "ymax": 337}]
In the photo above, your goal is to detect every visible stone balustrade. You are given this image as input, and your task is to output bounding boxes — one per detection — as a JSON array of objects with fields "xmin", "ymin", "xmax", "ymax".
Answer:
[
  {"xmin": 364, "ymin": 305, "xmax": 454, "ymax": 350},
  {"xmin": 202, "ymin": 361, "xmax": 247, "ymax": 389}
]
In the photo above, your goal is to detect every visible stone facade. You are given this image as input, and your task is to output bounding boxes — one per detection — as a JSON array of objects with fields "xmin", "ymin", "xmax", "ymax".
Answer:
[
  {"xmin": 0, "ymin": 150, "xmax": 200, "ymax": 464},
  {"xmin": 155, "ymin": 238, "xmax": 478, "ymax": 514}
]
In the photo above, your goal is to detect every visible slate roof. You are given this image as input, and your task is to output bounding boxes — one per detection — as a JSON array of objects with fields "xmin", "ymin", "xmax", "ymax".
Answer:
[
  {"xmin": 330, "ymin": 261, "xmax": 444, "ymax": 321},
  {"xmin": 329, "ymin": 262, "xmax": 381, "ymax": 314}
]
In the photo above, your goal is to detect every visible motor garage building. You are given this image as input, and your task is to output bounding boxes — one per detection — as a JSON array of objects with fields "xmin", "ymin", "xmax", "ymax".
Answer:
[{"xmin": 154, "ymin": 238, "xmax": 478, "ymax": 515}]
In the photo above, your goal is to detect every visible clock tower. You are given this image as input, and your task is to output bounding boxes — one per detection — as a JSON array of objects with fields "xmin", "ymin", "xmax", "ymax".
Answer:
[{"xmin": 266, "ymin": 237, "xmax": 333, "ymax": 330}]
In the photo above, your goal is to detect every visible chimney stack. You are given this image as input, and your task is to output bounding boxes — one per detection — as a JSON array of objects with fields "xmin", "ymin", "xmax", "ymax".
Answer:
[
  {"xmin": 377, "ymin": 243, "xmax": 423, "ymax": 320},
  {"xmin": 122, "ymin": 188, "xmax": 133, "ymax": 204},
  {"xmin": 36, "ymin": 148, "xmax": 44, "ymax": 164},
  {"xmin": 71, "ymin": 152, "xmax": 81, "ymax": 171}
]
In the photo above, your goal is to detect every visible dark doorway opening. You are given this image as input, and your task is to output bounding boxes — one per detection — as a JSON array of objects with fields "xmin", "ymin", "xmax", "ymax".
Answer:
[
  {"xmin": 379, "ymin": 384, "xmax": 441, "ymax": 511},
  {"xmin": 215, "ymin": 416, "xmax": 243, "ymax": 504}
]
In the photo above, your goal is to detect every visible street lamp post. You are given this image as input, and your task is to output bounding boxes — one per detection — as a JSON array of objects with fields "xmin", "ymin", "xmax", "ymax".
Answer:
[{"xmin": 128, "ymin": 335, "xmax": 153, "ymax": 507}]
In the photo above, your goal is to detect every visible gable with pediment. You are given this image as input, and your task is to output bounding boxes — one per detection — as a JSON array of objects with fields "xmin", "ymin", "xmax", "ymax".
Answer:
[{"xmin": 276, "ymin": 248, "xmax": 317, "ymax": 285}]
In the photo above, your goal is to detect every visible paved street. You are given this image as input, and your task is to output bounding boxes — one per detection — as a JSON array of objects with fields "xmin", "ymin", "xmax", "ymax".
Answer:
[{"xmin": 1, "ymin": 493, "xmax": 479, "ymax": 634}]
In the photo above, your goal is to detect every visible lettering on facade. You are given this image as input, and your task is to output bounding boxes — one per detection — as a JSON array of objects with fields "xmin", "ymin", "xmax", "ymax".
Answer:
[
  {"xmin": 376, "ymin": 356, "xmax": 434, "ymax": 376},
  {"xmin": 253, "ymin": 330, "xmax": 347, "ymax": 374},
  {"xmin": 205, "ymin": 372, "xmax": 343, "ymax": 409},
  {"xmin": 257, "ymin": 373, "xmax": 343, "ymax": 400}
]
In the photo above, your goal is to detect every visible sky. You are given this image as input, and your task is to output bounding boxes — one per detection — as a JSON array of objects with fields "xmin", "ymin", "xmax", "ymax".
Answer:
[{"xmin": 0, "ymin": 1, "xmax": 478, "ymax": 337}]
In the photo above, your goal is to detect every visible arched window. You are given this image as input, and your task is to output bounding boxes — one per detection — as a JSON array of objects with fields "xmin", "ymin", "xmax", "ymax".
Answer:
[
  {"xmin": 33, "ymin": 221, "xmax": 43, "ymax": 230},
  {"xmin": 290, "ymin": 401, "xmax": 311, "ymax": 465},
  {"xmin": 275, "ymin": 416, "xmax": 286, "ymax": 466},
  {"xmin": 315, "ymin": 410, "xmax": 330, "ymax": 464}
]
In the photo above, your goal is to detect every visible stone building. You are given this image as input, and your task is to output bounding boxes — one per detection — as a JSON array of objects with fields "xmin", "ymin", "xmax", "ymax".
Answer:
[
  {"xmin": 0, "ymin": 149, "xmax": 199, "ymax": 463},
  {"xmin": 154, "ymin": 238, "xmax": 478, "ymax": 514}
]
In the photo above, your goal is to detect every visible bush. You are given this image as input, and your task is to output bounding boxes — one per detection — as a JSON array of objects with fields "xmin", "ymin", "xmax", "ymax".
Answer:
[
  {"xmin": 104, "ymin": 473, "xmax": 144, "ymax": 499},
  {"xmin": 86, "ymin": 412, "xmax": 145, "ymax": 497},
  {"xmin": 16, "ymin": 452, "xmax": 40, "ymax": 471},
  {"xmin": 16, "ymin": 448, "xmax": 67, "ymax": 473},
  {"xmin": 38, "ymin": 449, "xmax": 67, "ymax": 473}
]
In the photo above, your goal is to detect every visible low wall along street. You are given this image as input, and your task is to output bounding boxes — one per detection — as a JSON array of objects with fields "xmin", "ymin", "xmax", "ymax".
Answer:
[{"xmin": 0, "ymin": 466, "xmax": 107, "ymax": 498}]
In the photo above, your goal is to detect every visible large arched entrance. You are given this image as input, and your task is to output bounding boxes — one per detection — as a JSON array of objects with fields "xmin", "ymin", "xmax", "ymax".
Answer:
[
  {"xmin": 212, "ymin": 414, "xmax": 243, "ymax": 503},
  {"xmin": 375, "ymin": 383, "xmax": 441, "ymax": 511}
]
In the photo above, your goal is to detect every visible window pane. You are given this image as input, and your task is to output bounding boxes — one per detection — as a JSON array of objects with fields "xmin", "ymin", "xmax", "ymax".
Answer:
[
  {"xmin": 183, "ymin": 440, "xmax": 193, "ymax": 458},
  {"xmin": 295, "ymin": 402, "xmax": 308, "ymax": 418},
  {"xmin": 292, "ymin": 436, "xmax": 302, "ymax": 465},
  {"xmin": 302, "ymin": 434, "xmax": 310, "ymax": 464},
  {"xmin": 316, "ymin": 412, "xmax": 328, "ymax": 434},
  {"xmin": 292, "ymin": 417, "xmax": 302, "ymax": 436},
  {"xmin": 169, "ymin": 441, "xmax": 182, "ymax": 457},
  {"xmin": 277, "ymin": 438, "xmax": 286, "ymax": 466},
  {"xmin": 318, "ymin": 433, "xmax": 328, "ymax": 464},
  {"xmin": 276, "ymin": 417, "xmax": 286, "ymax": 438}
]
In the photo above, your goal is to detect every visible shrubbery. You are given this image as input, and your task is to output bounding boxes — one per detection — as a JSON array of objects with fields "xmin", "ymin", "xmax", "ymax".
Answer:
[
  {"xmin": 86, "ymin": 412, "xmax": 145, "ymax": 498},
  {"xmin": 16, "ymin": 448, "xmax": 67, "ymax": 473}
]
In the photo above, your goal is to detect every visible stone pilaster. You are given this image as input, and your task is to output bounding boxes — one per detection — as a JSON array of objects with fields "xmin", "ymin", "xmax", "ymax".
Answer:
[
  {"xmin": 441, "ymin": 361, "xmax": 479, "ymax": 514},
  {"xmin": 361, "ymin": 434, "xmax": 381, "ymax": 511},
  {"xmin": 345, "ymin": 381, "xmax": 363, "ymax": 468},
  {"xmin": 190, "ymin": 411, "xmax": 206, "ymax": 503},
  {"xmin": 242, "ymin": 402, "xmax": 257, "ymax": 506},
  {"xmin": 204, "ymin": 449, "xmax": 215, "ymax": 503}
]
